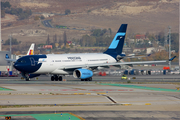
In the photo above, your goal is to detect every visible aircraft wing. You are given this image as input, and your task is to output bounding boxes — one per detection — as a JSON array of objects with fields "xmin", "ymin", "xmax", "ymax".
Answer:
[
  {"xmin": 93, "ymin": 60, "xmax": 166, "ymax": 67},
  {"xmin": 59, "ymin": 56, "xmax": 176, "ymax": 70},
  {"xmin": 124, "ymin": 54, "xmax": 151, "ymax": 58},
  {"xmin": 117, "ymin": 54, "xmax": 151, "ymax": 59}
]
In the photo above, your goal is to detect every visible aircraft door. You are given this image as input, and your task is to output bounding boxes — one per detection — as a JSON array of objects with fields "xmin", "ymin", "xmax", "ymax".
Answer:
[{"xmin": 30, "ymin": 57, "xmax": 35, "ymax": 66}]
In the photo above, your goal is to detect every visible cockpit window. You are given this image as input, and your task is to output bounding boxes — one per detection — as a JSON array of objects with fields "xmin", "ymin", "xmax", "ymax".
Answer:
[{"xmin": 17, "ymin": 60, "xmax": 26, "ymax": 63}]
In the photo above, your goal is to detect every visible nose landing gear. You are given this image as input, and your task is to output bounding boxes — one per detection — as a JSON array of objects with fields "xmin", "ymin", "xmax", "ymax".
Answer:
[{"xmin": 21, "ymin": 72, "xmax": 30, "ymax": 81}]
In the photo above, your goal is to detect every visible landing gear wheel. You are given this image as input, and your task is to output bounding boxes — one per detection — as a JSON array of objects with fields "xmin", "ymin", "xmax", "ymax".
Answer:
[
  {"xmin": 51, "ymin": 76, "xmax": 55, "ymax": 81},
  {"xmin": 58, "ymin": 76, "xmax": 62, "ymax": 81},
  {"xmin": 89, "ymin": 77, "xmax": 92, "ymax": 81},
  {"xmin": 55, "ymin": 75, "xmax": 58, "ymax": 81},
  {"xmin": 26, "ymin": 78, "xmax": 30, "ymax": 81},
  {"xmin": 81, "ymin": 79, "xmax": 84, "ymax": 81}
]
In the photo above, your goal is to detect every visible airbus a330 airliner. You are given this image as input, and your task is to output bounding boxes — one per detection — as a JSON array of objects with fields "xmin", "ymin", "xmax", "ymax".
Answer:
[{"xmin": 13, "ymin": 24, "xmax": 175, "ymax": 81}]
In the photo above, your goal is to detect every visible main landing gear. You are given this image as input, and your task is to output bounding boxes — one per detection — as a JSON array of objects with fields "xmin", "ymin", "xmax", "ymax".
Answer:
[
  {"xmin": 51, "ymin": 75, "xmax": 63, "ymax": 81},
  {"xmin": 81, "ymin": 77, "xmax": 92, "ymax": 81}
]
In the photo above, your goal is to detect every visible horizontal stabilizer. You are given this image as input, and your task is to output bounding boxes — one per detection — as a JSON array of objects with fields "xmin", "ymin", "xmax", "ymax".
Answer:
[{"xmin": 169, "ymin": 56, "xmax": 176, "ymax": 61}]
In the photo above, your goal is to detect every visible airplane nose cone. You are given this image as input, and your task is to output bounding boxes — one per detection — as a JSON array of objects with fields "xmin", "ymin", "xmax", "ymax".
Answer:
[
  {"xmin": 13, "ymin": 63, "xmax": 20, "ymax": 71},
  {"xmin": 13, "ymin": 63, "xmax": 25, "ymax": 72}
]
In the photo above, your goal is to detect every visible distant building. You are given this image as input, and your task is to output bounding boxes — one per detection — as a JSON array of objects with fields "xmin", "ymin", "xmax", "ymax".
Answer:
[
  {"xmin": 133, "ymin": 48, "xmax": 146, "ymax": 53},
  {"xmin": 123, "ymin": 47, "xmax": 132, "ymax": 53},
  {"xmin": 135, "ymin": 34, "xmax": 146, "ymax": 42},
  {"xmin": 42, "ymin": 13, "xmax": 54, "ymax": 18},
  {"xmin": 146, "ymin": 46, "xmax": 165, "ymax": 54},
  {"xmin": 146, "ymin": 47, "xmax": 156, "ymax": 54},
  {"xmin": 67, "ymin": 41, "xmax": 72, "ymax": 45},
  {"xmin": 135, "ymin": 34, "xmax": 145, "ymax": 39},
  {"xmin": 128, "ymin": 39, "xmax": 135, "ymax": 44},
  {"xmin": 43, "ymin": 45, "xmax": 52, "ymax": 49}
]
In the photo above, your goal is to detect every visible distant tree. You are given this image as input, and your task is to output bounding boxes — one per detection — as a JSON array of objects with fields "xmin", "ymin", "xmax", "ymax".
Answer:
[
  {"xmin": 10, "ymin": 8, "xmax": 17, "ymax": 15},
  {"xmin": 157, "ymin": 31, "xmax": 164, "ymax": 46},
  {"xmin": 4, "ymin": 37, "xmax": 19, "ymax": 45},
  {"xmin": 70, "ymin": 43, "xmax": 73, "ymax": 48},
  {"xmin": 91, "ymin": 29, "xmax": 107, "ymax": 37},
  {"xmin": 170, "ymin": 33, "xmax": 179, "ymax": 52},
  {"xmin": 96, "ymin": 36, "xmax": 104, "ymax": 47},
  {"xmin": 46, "ymin": 34, "xmax": 50, "ymax": 45},
  {"xmin": 40, "ymin": 15, "xmax": 45, "ymax": 20},
  {"xmin": 17, "ymin": 8, "xmax": 23, "ymax": 14},
  {"xmin": 19, "ymin": 9, "xmax": 32, "ymax": 20},
  {"xmin": 52, "ymin": 34, "xmax": 57, "ymax": 48},
  {"xmin": 89, "ymin": 36, "xmax": 96, "ymax": 47},
  {"xmin": 108, "ymin": 28, "xmax": 112, "ymax": 35},
  {"xmin": 81, "ymin": 35, "xmax": 91, "ymax": 47},
  {"xmin": 147, "ymin": 34, "xmax": 156, "ymax": 41},
  {"xmin": 34, "ymin": 16, "xmax": 40, "ymax": 20},
  {"xmin": 58, "ymin": 36, "xmax": 63, "ymax": 47},
  {"xmin": 145, "ymin": 32, "xmax": 149, "ymax": 38},
  {"xmin": 91, "ymin": 29, "xmax": 102, "ymax": 37},
  {"xmin": 24, "ymin": 9, "xmax": 32, "ymax": 16},
  {"xmin": 5, "ymin": 7, "xmax": 32, "ymax": 20},
  {"xmin": 80, "ymin": 38, "xmax": 85, "ymax": 47},
  {"xmin": 1, "ymin": 10, "xmax": 5, "ymax": 18},
  {"xmin": 63, "ymin": 31, "xmax": 67, "ymax": 47},
  {"xmin": 103, "ymin": 36, "xmax": 113, "ymax": 47},
  {"xmin": 1, "ymin": 1, "xmax": 11, "ymax": 9},
  {"xmin": 102, "ymin": 29, "xmax": 107, "ymax": 35},
  {"xmin": 87, "ymin": 10, "xmax": 91, "ymax": 13},
  {"xmin": 65, "ymin": 9, "xmax": 71, "ymax": 15}
]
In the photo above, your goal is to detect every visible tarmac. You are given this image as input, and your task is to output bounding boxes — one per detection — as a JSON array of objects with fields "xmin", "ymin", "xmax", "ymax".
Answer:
[{"xmin": 0, "ymin": 75, "xmax": 180, "ymax": 119}]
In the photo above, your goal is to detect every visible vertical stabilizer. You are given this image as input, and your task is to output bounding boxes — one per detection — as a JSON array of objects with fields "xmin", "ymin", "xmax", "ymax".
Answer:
[
  {"xmin": 104, "ymin": 24, "xmax": 127, "ymax": 56},
  {"xmin": 27, "ymin": 43, "xmax": 35, "ymax": 55}
]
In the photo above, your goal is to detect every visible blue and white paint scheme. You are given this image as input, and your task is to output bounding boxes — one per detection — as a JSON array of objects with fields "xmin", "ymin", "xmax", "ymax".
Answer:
[{"xmin": 13, "ymin": 24, "xmax": 175, "ymax": 81}]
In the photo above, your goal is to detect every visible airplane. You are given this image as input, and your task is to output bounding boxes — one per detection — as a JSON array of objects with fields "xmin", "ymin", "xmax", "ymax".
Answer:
[
  {"xmin": 6, "ymin": 43, "xmax": 35, "ymax": 62},
  {"xmin": 13, "ymin": 24, "xmax": 176, "ymax": 81}
]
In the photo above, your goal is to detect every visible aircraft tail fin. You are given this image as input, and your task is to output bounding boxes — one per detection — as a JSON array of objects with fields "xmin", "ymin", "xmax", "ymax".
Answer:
[
  {"xmin": 104, "ymin": 24, "xmax": 127, "ymax": 56},
  {"xmin": 5, "ymin": 54, "xmax": 9, "ymax": 59},
  {"xmin": 27, "ymin": 43, "xmax": 35, "ymax": 55}
]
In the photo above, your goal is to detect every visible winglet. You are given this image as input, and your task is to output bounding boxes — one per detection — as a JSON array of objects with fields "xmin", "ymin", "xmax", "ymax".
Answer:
[{"xmin": 169, "ymin": 56, "xmax": 176, "ymax": 61}]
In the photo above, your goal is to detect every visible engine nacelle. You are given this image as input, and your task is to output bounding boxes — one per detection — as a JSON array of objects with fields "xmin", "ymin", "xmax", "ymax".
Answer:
[{"xmin": 73, "ymin": 69, "xmax": 93, "ymax": 79}]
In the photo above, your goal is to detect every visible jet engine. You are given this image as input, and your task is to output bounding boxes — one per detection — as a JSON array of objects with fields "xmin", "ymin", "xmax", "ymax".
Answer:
[{"xmin": 73, "ymin": 68, "xmax": 93, "ymax": 79}]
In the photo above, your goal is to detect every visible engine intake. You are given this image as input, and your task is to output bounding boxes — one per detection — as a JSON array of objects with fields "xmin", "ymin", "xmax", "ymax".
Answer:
[{"xmin": 73, "ymin": 69, "xmax": 93, "ymax": 79}]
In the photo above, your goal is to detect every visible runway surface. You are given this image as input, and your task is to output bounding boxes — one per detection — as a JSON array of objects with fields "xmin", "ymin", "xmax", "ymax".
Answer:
[
  {"xmin": 0, "ymin": 75, "xmax": 180, "ymax": 119},
  {"xmin": 1, "ymin": 74, "xmax": 180, "ymax": 82},
  {"xmin": 1, "ymin": 111, "xmax": 180, "ymax": 120}
]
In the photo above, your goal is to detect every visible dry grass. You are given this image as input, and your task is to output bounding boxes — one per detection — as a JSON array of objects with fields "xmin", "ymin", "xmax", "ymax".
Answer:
[
  {"xmin": 19, "ymin": 2, "xmax": 50, "ymax": 8},
  {"xmin": 1, "ymin": 0, "xmax": 179, "ymax": 53}
]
